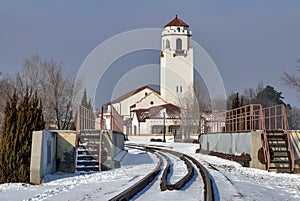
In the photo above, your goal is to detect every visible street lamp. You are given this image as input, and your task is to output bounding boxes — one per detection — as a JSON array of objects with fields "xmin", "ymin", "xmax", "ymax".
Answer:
[{"xmin": 163, "ymin": 112, "xmax": 166, "ymax": 142}]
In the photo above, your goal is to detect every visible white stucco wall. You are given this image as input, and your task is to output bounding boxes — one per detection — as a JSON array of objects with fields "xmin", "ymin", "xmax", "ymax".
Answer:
[
  {"xmin": 133, "ymin": 93, "xmax": 167, "ymax": 110},
  {"xmin": 113, "ymin": 87, "xmax": 160, "ymax": 117},
  {"xmin": 160, "ymin": 25, "xmax": 193, "ymax": 105}
]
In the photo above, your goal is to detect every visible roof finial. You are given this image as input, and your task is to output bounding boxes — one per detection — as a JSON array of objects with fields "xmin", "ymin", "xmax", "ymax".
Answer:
[{"xmin": 175, "ymin": 15, "xmax": 178, "ymax": 18}]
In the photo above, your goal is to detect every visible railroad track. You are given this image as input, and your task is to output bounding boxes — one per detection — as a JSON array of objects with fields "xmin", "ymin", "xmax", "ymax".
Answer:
[
  {"xmin": 206, "ymin": 163, "xmax": 244, "ymax": 200},
  {"xmin": 109, "ymin": 143, "xmax": 214, "ymax": 201}
]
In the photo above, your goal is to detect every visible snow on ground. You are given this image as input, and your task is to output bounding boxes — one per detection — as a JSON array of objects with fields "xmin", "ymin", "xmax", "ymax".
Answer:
[{"xmin": 0, "ymin": 136, "xmax": 299, "ymax": 201}]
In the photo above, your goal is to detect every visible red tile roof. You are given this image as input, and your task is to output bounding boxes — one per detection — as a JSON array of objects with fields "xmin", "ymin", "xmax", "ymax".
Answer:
[
  {"xmin": 104, "ymin": 86, "xmax": 160, "ymax": 105},
  {"xmin": 165, "ymin": 15, "xmax": 189, "ymax": 27},
  {"xmin": 133, "ymin": 103, "xmax": 181, "ymax": 122}
]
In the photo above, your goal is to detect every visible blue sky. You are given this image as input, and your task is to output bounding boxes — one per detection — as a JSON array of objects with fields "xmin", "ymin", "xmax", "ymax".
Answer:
[{"xmin": 1, "ymin": 1, "xmax": 300, "ymax": 107}]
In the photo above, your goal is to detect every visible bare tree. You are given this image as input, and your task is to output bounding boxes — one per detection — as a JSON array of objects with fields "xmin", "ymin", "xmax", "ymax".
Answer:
[
  {"xmin": 41, "ymin": 60, "xmax": 74, "ymax": 129},
  {"xmin": 178, "ymin": 82, "xmax": 210, "ymax": 140},
  {"xmin": 281, "ymin": 60, "xmax": 300, "ymax": 96},
  {"xmin": 3, "ymin": 54, "xmax": 81, "ymax": 130}
]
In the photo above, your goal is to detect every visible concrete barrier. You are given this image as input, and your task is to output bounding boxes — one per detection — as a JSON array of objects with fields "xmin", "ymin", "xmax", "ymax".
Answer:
[
  {"xmin": 30, "ymin": 130, "xmax": 76, "ymax": 184},
  {"xmin": 56, "ymin": 131, "xmax": 76, "ymax": 173},
  {"xmin": 30, "ymin": 131, "xmax": 56, "ymax": 184},
  {"xmin": 199, "ymin": 131, "xmax": 266, "ymax": 170},
  {"xmin": 199, "ymin": 132, "xmax": 251, "ymax": 155},
  {"xmin": 102, "ymin": 130, "xmax": 125, "ymax": 170}
]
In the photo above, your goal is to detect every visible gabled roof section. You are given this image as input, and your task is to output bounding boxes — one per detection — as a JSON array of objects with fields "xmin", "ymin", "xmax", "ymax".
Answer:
[
  {"xmin": 134, "ymin": 92, "xmax": 168, "ymax": 105},
  {"xmin": 164, "ymin": 15, "xmax": 189, "ymax": 28},
  {"xmin": 133, "ymin": 103, "xmax": 181, "ymax": 122},
  {"xmin": 105, "ymin": 86, "xmax": 160, "ymax": 105}
]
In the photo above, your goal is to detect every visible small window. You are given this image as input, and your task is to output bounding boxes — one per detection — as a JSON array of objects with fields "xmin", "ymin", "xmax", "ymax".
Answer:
[
  {"xmin": 180, "ymin": 86, "xmax": 183, "ymax": 92},
  {"xmin": 150, "ymin": 101, "xmax": 154, "ymax": 105},
  {"xmin": 166, "ymin": 39, "xmax": 170, "ymax": 49},
  {"xmin": 145, "ymin": 92, "xmax": 148, "ymax": 96},
  {"xmin": 176, "ymin": 38, "xmax": 182, "ymax": 50},
  {"xmin": 176, "ymin": 86, "xmax": 179, "ymax": 92},
  {"xmin": 177, "ymin": 27, "xmax": 180, "ymax": 32}
]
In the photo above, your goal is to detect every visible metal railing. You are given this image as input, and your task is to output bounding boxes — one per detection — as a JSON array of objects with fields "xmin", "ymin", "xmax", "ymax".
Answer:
[
  {"xmin": 202, "ymin": 104, "xmax": 263, "ymax": 133},
  {"xmin": 224, "ymin": 104, "xmax": 263, "ymax": 132},
  {"xmin": 202, "ymin": 104, "xmax": 294, "ymax": 172},
  {"xmin": 263, "ymin": 105, "xmax": 286, "ymax": 131}
]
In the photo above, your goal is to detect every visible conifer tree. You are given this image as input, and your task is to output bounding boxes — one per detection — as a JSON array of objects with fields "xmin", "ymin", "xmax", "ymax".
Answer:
[
  {"xmin": 0, "ymin": 89, "xmax": 45, "ymax": 184},
  {"xmin": 231, "ymin": 93, "xmax": 240, "ymax": 109},
  {"xmin": 0, "ymin": 91, "xmax": 18, "ymax": 183}
]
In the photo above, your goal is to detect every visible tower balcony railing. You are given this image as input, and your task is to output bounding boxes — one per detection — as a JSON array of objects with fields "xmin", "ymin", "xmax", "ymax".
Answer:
[{"xmin": 174, "ymin": 49, "xmax": 187, "ymax": 56}]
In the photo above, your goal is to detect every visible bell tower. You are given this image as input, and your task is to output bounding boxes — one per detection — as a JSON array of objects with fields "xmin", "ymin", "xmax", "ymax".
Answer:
[{"xmin": 160, "ymin": 15, "xmax": 194, "ymax": 105}]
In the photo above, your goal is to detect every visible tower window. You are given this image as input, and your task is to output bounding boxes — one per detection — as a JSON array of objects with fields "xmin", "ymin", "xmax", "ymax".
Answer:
[
  {"xmin": 188, "ymin": 37, "xmax": 192, "ymax": 49},
  {"xmin": 177, "ymin": 27, "xmax": 180, "ymax": 32},
  {"xmin": 166, "ymin": 39, "xmax": 170, "ymax": 49},
  {"xmin": 176, "ymin": 86, "xmax": 183, "ymax": 93},
  {"xmin": 176, "ymin": 38, "xmax": 182, "ymax": 50}
]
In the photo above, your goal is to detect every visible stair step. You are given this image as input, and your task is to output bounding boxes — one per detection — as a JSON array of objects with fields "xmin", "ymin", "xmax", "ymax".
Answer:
[
  {"xmin": 77, "ymin": 159, "xmax": 98, "ymax": 162},
  {"xmin": 77, "ymin": 162, "xmax": 99, "ymax": 166},
  {"xmin": 76, "ymin": 167, "xmax": 99, "ymax": 172},
  {"xmin": 77, "ymin": 156, "xmax": 98, "ymax": 161},
  {"xmin": 78, "ymin": 148, "xmax": 99, "ymax": 152},
  {"xmin": 79, "ymin": 138, "xmax": 100, "ymax": 142},
  {"xmin": 273, "ymin": 154, "xmax": 288, "ymax": 157},
  {"xmin": 77, "ymin": 154, "xmax": 99, "ymax": 158},
  {"xmin": 269, "ymin": 166, "xmax": 291, "ymax": 170},
  {"xmin": 79, "ymin": 134, "xmax": 99, "ymax": 138},
  {"xmin": 268, "ymin": 142, "xmax": 286, "ymax": 146},
  {"xmin": 79, "ymin": 141, "xmax": 100, "ymax": 144},
  {"xmin": 267, "ymin": 130, "xmax": 285, "ymax": 133},
  {"xmin": 80, "ymin": 147, "xmax": 99, "ymax": 151},
  {"xmin": 267, "ymin": 138, "xmax": 286, "ymax": 141},
  {"xmin": 268, "ymin": 144, "xmax": 287, "ymax": 148},
  {"xmin": 270, "ymin": 160, "xmax": 290, "ymax": 163}
]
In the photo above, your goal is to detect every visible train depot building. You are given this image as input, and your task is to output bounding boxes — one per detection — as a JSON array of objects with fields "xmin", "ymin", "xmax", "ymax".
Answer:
[{"xmin": 30, "ymin": 16, "xmax": 300, "ymax": 184}]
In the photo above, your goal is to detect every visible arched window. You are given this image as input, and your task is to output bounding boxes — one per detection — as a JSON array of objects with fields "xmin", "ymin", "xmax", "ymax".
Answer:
[
  {"xmin": 166, "ymin": 39, "xmax": 170, "ymax": 49},
  {"xmin": 176, "ymin": 38, "xmax": 182, "ymax": 50}
]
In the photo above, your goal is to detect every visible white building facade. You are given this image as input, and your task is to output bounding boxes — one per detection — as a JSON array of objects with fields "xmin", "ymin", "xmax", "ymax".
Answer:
[
  {"xmin": 101, "ymin": 16, "xmax": 196, "ymax": 137},
  {"xmin": 160, "ymin": 15, "xmax": 194, "ymax": 105}
]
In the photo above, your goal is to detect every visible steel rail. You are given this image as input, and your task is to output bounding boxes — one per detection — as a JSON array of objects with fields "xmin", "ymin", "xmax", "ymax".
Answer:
[
  {"xmin": 108, "ymin": 147, "xmax": 161, "ymax": 201},
  {"xmin": 124, "ymin": 144, "xmax": 215, "ymax": 201}
]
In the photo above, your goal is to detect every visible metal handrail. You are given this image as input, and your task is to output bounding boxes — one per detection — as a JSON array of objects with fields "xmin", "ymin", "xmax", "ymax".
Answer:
[
  {"xmin": 260, "ymin": 105, "xmax": 270, "ymax": 171},
  {"xmin": 282, "ymin": 105, "xmax": 295, "ymax": 172}
]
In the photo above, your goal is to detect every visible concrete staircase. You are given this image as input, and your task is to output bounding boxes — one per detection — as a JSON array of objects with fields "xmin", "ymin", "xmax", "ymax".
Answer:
[
  {"xmin": 76, "ymin": 131, "xmax": 100, "ymax": 172},
  {"xmin": 267, "ymin": 130, "xmax": 293, "ymax": 173}
]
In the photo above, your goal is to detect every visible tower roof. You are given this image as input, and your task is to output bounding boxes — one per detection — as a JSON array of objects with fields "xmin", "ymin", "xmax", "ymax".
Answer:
[{"xmin": 164, "ymin": 15, "xmax": 189, "ymax": 28}]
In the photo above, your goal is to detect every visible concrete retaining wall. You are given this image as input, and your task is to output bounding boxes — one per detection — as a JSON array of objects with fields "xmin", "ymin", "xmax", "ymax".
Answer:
[
  {"xmin": 199, "ymin": 131, "xmax": 266, "ymax": 170},
  {"xmin": 30, "ymin": 130, "xmax": 76, "ymax": 184},
  {"xmin": 199, "ymin": 130, "xmax": 300, "ymax": 172},
  {"xmin": 200, "ymin": 132, "xmax": 251, "ymax": 155},
  {"xmin": 56, "ymin": 131, "xmax": 76, "ymax": 173},
  {"xmin": 102, "ymin": 130, "xmax": 125, "ymax": 170},
  {"xmin": 30, "ymin": 131, "xmax": 56, "ymax": 184}
]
